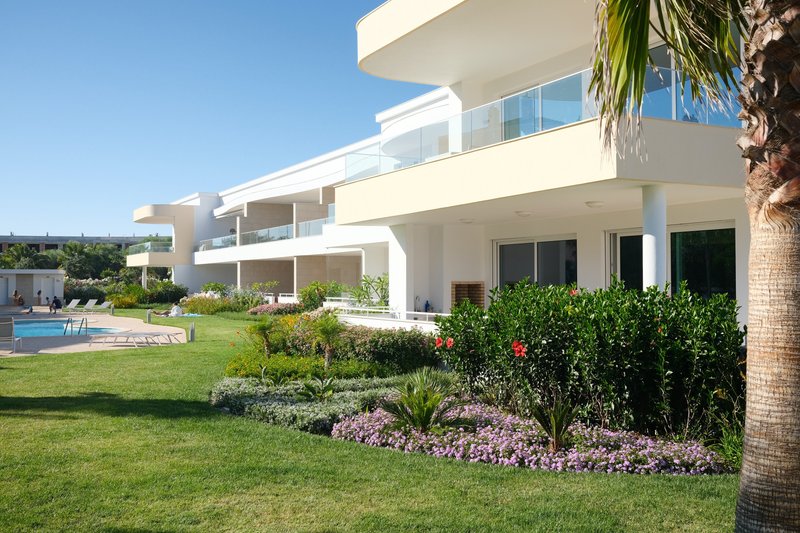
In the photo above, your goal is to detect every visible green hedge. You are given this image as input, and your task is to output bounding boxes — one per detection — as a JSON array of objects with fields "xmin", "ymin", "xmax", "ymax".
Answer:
[
  {"xmin": 224, "ymin": 352, "xmax": 388, "ymax": 381},
  {"xmin": 435, "ymin": 280, "xmax": 745, "ymax": 438}
]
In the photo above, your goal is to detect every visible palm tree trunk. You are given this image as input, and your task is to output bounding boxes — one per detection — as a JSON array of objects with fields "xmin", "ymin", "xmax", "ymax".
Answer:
[
  {"xmin": 736, "ymin": 1, "xmax": 800, "ymax": 528},
  {"xmin": 324, "ymin": 346, "xmax": 333, "ymax": 370},
  {"xmin": 737, "ymin": 226, "xmax": 800, "ymax": 530}
]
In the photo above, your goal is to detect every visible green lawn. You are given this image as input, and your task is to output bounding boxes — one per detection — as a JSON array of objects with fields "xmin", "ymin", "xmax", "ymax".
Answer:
[{"xmin": 0, "ymin": 310, "xmax": 739, "ymax": 532}]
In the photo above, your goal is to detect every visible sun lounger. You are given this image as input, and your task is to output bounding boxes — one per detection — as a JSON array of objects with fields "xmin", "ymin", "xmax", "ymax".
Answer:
[
  {"xmin": 0, "ymin": 317, "xmax": 22, "ymax": 353},
  {"xmin": 78, "ymin": 299, "xmax": 98, "ymax": 313},
  {"xmin": 86, "ymin": 301, "xmax": 112, "ymax": 314},
  {"xmin": 89, "ymin": 331, "xmax": 182, "ymax": 347},
  {"xmin": 63, "ymin": 299, "xmax": 81, "ymax": 313}
]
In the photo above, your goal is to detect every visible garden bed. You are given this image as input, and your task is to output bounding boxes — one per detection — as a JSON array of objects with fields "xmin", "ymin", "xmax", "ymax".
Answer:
[{"xmin": 332, "ymin": 403, "xmax": 730, "ymax": 476}]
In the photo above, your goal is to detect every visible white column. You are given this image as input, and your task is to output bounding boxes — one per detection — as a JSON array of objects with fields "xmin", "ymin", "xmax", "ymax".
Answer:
[
  {"xmin": 141, "ymin": 266, "xmax": 148, "ymax": 290},
  {"xmin": 447, "ymin": 87, "xmax": 464, "ymax": 154},
  {"xmin": 388, "ymin": 225, "xmax": 414, "ymax": 319},
  {"xmin": 642, "ymin": 185, "xmax": 667, "ymax": 289}
]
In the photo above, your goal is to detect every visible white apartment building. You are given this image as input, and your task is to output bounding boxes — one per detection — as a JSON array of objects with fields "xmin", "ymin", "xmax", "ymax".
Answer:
[{"xmin": 129, "ymin": 0, "xmax": 747, "ymax": 322}]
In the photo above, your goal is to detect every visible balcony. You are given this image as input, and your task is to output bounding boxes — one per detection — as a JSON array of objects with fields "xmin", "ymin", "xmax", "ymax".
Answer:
[
  {"xmin": 345, "ymin": 67, "xmax": 741, "ymax": 183},
  {"xmin": 196, "ymin": 218, "xmax": 335, "ymax": 253},
  {"xmin": 240, "ymin": 224, "xmax": 294, "ymax": 246},
  {"xmin": 126, "ymin": 242, "xmax": 174, "ymax": 255},
  {"xmin": 298, "ymin": 217, "xmax": 335, "ymax": 238},
  {"xmin": 126, "ymin": 240, "xmax": 182, "ymax": 268}
]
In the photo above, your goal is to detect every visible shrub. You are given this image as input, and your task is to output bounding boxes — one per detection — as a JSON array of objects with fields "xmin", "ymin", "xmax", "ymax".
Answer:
[
  {"xmin": 298, "ymin": 281, "xmax": 328, "ymax": 310},
  {"xmin": 298, "ymin": 280, "xmax": 348, "ymax": 310},
  {"xmin": 210, "ymin": 375, "xmax": 402, "ymax": 434},
  {"xmin": 247, "ymin": 303, "xmax": 304, "ymax": 315},
  {"xmin": 64, "ymin": 283, "xmax": 106, "ymax": 304},
  {"xmin": 259, "ymin": 354, "xmax": 324, "ymax": 382},
  {"xmin": 147, "ymin": 280, "xmax": 188, "ymax": 304},
  {"xmin": 298, "ymin": 377, "xmax": 335, "ymax": 402},
  {"xmin": 123, "ymin": 283, "xmax": 148, "ymax": 303},
  {"xmin": 328, "ymin": 359, "xmax": 388, "ymax": 379},
  {"xmin": 184, "ymin": 295, "xmax": 239, "ymax": 315},
  {"xmin": 530, "ymin": 395, "xmax": 580, "ymax": 452},
  {"xmin": 224, "ymin": 351, "xmax": 268, "ymax": 378},
  {"xmin": 381, "ymin": 367, "xmax": 467, "ymax": 432},
  {"xmin": 201, "ymin": 281, "xmax": 227, "ymax": 294},
  {"xmin": 106, "ymin": 293, "xmax": 139, "ymax": 309},
  {"xmin": 348, "ymin": 327, "xmax": 438, "ymax": 374},
  {"xmin": 435, "ymin": 279, "xmax": 745, "ymax": 438},
  {"xmin": 350, "ymin": 273, "xmax": 389, "ymax": 306}
]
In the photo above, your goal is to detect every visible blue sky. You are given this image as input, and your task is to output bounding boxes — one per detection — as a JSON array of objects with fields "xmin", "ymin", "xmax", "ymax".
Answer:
[{"xmin": 0, "ymin": 1, "xmax": 430, "ymax": 238}]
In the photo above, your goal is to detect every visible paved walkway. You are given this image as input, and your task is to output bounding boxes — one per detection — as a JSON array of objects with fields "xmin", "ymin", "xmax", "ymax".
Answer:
[{"xmin": 0, "ymin": 306, "xmax": 187, "ymax": 356}]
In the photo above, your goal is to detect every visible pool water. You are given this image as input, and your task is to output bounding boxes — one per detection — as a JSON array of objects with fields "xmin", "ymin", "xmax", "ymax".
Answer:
[{"xmin": 14, "ymin": 319, "xmax": 122, "ymax": 338}]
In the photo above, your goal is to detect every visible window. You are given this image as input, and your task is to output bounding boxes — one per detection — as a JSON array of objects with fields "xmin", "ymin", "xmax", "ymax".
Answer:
[
  {"xmin": 618, "ymin": 235, "xmax": 643, "ymax": 291},
  {"xmin": 498, "ymin": 239, "xmax": 577, "ymax": 289},
  {"xmin": 609, "ymin": 227, "xmax": 736, "ymax": 297},
  {"xmin": 671, "ymin": 228, "xmax": 735, "ymax": 299}
]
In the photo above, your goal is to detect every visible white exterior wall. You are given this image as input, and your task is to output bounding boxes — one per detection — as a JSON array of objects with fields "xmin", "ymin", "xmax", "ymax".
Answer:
[
  {"xmin": 362, "ymin": 246, "xmax": 389, "ymax": 278},
  {"xmin": 381, "ymin": 198, "xmax": 747, "ymax": 323},
  {"xmin": 174, "ymin": 264, "xmax": 237, "ymax": 293}
]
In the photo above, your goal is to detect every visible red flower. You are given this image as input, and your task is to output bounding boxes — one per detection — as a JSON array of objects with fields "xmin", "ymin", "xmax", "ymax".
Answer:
[
  {"xmin": 435, "ymin": 337, "xmax": 443, "ymax": 348},
  {"xmin": 569, "ymin": 289, "xmax": 579, "ymax": 296},
  {"xmin": 512, "ymin": 340, "xmax": 527, "ymax": 358},
  {"xmin": 446, "ymin": 337, "xmax": 454, "ymax": 349}
]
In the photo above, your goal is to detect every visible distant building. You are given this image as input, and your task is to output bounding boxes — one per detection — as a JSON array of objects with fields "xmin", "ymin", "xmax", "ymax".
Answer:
[
  {"xmin": 0, "ymin": 234, "xmax": 147, "ymax": 253},
  {"xmin": 0, "ymin": 269, "xmax": 65, "ymax": 305}
]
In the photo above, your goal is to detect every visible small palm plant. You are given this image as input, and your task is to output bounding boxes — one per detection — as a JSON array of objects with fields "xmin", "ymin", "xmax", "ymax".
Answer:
[
  {"xmin": 311, "ymin": 312, "xmax": 345, "ymax": 370},
  {"xmin": 298, "ymin": 376, "xmax": 335, "ymax": 403},
  {"xmin": 381, "ymin": 367, "xmax": 468, "ymax": 433},
  {"xmin": 530, "ymin": 395, "xmax": 580, "ymax": 452}
]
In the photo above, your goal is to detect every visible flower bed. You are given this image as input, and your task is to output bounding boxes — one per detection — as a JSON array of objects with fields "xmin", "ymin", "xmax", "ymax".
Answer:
[{"xmin": 332, "ymin": 403, "xmax": 729, "ymax": 475}]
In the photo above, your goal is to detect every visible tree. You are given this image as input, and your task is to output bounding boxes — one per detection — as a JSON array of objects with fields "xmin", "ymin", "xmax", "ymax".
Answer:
[
  {"xmin": 311, "ymin": 312, "xmax": 345, "ymax": 370},
  {"xmin": 0, "ymin": 244, "xmax": 39, "ymax": 268},
  {"xmin": 590, "ymin": 1, "xmax": 799, "ymax": 529}
]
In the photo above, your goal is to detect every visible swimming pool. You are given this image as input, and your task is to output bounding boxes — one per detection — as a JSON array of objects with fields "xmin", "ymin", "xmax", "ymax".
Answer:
[{"xmin": 14, "ymin": 319, "xmax": 123, "ymax": 338}]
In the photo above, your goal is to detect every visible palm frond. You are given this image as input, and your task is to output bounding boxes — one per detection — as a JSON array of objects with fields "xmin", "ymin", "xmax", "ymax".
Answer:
[{"xmin": 591, "ymin": 0, "xmax": 746, "ymax": 150}]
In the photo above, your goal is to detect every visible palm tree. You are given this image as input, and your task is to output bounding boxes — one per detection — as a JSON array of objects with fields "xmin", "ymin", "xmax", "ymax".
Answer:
[
  {"xmin": 590, "ymin": 1, "xmax": 799, "ymax": 529},
  {"xmin": 311, "ymin": 312, "xmax": 345, "ymax": 370}
]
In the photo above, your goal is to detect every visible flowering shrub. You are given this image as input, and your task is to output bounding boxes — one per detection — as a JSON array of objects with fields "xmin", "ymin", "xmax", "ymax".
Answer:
[
  {"xmin": 247, "ymin": 303, "xmax": 304, "ymax": 315},
  {"xmin": 332, "ymin": 403, "xmax": 730, "ymax": 475},
  {"xmin": 436, "ymin": 279, "xmax": 745, "ymax": 438}
]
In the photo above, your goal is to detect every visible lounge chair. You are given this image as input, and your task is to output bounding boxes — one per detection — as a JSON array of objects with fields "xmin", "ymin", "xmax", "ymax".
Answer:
[
  {"xmin": 0, "ymin": 317, "xmax": 21, "ymax": 353},
  {"xmin": 92, "ymin": 301, "xmax": 113, "ymax": 313},
  {"xmin": 79, "ymin": 299, "xmax": 98, "ymax": 313},
  {"xmin": 63, "ymin": 299, "xmax": 81, "ymax": 313}
]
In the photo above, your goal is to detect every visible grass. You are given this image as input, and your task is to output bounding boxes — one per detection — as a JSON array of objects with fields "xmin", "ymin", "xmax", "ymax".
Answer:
[{"xmin": 0, "ymin": 309, "xmax": 739, "ymax": 532}]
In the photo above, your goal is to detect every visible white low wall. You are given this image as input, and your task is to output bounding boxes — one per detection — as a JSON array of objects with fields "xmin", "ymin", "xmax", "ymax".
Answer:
[{"xmin": 338, "ymin": 313, "xmax": 440, "ymax": 333}]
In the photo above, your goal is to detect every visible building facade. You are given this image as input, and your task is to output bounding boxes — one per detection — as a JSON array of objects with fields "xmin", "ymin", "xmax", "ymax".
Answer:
[
  {"xmin": 129, "ymin": 0, "xmax": 748, "ymax": 322},
  {"xmin": 1, "ymin": 234, "xmax": 143, "ymax": 253}
]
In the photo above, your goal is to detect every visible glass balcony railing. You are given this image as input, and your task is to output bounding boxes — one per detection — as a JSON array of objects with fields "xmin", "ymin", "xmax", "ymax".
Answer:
[
  {"xmin": 240, "ymin": 223, "xmax": 294, "ymax": 245},
  {"xmin": 126, "ymin": 241, "xmax": 174, "ymax": 255},
  {"xmin": 196, "ymin": 235, "xmax": 236, "ymax": 252},
  {"xmin": 297, "ymin": 216, "xmax": 334, "ymax": 238},
  {"xmin": 345, "ymin": 66, "xmax": 741, "ymax": 182}
]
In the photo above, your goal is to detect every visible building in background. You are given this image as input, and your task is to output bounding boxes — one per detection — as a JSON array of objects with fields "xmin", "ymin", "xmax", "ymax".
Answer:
[
  {"xmin": 0, "ymin": 234, "xmax": 143, "ymax": 253},
  {"xmin": 130, "ymin": 0, "xmax": 747, "ymax": 323}
]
